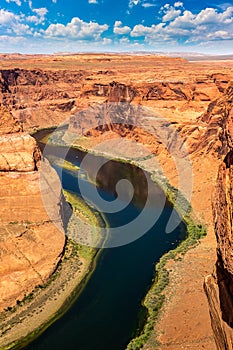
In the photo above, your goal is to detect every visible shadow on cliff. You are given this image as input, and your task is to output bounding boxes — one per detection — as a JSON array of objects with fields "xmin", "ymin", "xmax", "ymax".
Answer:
[
  {"xmin": 216, "ymin": 256, "xmax": 233, "ymax": 328},
  {"xmin": 215, "ymin": 151, "xmax": 233, "ymax": 328}
]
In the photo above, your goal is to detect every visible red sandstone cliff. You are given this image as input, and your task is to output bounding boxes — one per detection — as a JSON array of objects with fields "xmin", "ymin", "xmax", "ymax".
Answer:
[
  {"xmin": 0, "ymin": 68, "xmax": 229, "ymax": 133},
  {"xmin": 0, "ymin": 106, "xmax": 65, "ymax": 311},
  {"xmin": 203, "ymin": 83, "xmax": 233, "ymax": 349}
]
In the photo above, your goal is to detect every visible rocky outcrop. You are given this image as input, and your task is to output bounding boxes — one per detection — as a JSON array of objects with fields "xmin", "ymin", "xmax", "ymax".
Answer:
[
  {"xmin": 0, "ymin": 107, "xmax": 65, "ymax": 311},
  {"xmin": 0, "ymin": 105, "xmax": 22, "ymax": 134},
  {"xmin": 171, "ymin": 83, "xmax": 233, "ymax": 156},
  {"xmin": 0, "ymin": 67, "xmax": 229, "ymax": 133},
  {"xmin": 0, "ymin": 133, "xmax": 40, "ymax": 172},
  {"xmin": 68, "ymin": 80, "xmax": 231, "ymax": 158},
  {"xmin": 82, "ymin": 77, "xmax": 226, "ymax": 103},
  {"xmin": 204, "ymin": 83, "xmax": 233, "ymax": 349},
  {"xmin": 0, "ymin": 68, "xmax": 87, "ymax": 130}
]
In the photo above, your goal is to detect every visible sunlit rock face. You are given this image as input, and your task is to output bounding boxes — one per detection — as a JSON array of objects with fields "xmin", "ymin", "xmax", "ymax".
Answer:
[{"xmin": 0, "ymin": 107, "xmax": 65, "ymax": 311}]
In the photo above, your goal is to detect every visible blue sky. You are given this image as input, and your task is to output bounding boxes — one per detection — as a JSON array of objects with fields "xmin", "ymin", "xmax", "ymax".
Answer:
[{"xmin": 0, "ymin": 0, "xmax": 233, "ymax": 53}]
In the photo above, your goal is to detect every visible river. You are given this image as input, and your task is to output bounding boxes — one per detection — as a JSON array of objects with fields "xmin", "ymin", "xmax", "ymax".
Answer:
[{"xmin": 24, "ymin": 129, "xmax": 186, "ymax": 350}]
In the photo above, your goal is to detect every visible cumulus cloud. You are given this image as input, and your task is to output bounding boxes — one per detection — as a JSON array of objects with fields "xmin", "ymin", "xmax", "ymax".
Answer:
[
  {"xmin": 0, "ymin": 9, "xmax": 19, "ymax": 25},
  {"xmin": 43, "ymin": 17, "xmax": 108, "ymax": 40},
  {"xmin": 195, "ymin": 7, "xmax": 233, "ymax": 25},
  {"xmin": 6, "ymin": 0, "xmax": 21, "ymax": 6},
  {"xmin": 174, "ymin": 2, "xmax": 183, "ymax": 8},
  {"xmin": 113, "ymin": 21, "xmax": 131, "ymax": 35},
  {"xmin": 162, "ymin": 7, "xmax": 181, "ymax": 21},
  {"xmin": 130, "ymin": 3, "xmax": 233, "ymax": 44},
  {"xmin": 33, "ymin": 8, "xmax": 48, "ymax": 19},
  {"xmin": 207, "ymin": 30, "xmax": 231, "ymax": 39},
  {"xmin": 169, "ymin": 10, "xmax": 195, "ymax": 28},
  {"xmin": 27, "ymin": 7, "xmax": 48, "ymax": 24},
  {"xmin": 12, "ymin": 23, "xmax": 32, "ymax": 35},
  {"xmin": 88, "ymin": 0, "xmax": 98, "ymax": 3},
  {"xmin": 0, "ymin": 9, "xmax": 33, "ymax": 35}
]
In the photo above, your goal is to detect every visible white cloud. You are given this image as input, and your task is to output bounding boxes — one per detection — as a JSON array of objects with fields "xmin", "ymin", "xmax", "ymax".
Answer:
[
  {"xmin": 163, "ymin": 4, "xmax": 170, "ymax": 10},
  {"xmin": 27, "ymin": 7, "xmax": 48, "ymax": 24},
  {"xmin": 33, "ymin": 8, "xmax": 48, "ymax": 19},
  {"xmin": 13, "ymin": 23, "xmax": 32, "ymax": 35},
  {"xmin": 52, "ymin": 0, "xmax": 57, "ymax": 3},
  {"xmin": 88, "ymin": 0, "xmax": 98, "ymax": 3},
  {"xmin": 27, "ymin": 15, "xmax": 38, "ymax": 23},
  {"xmin": 129, "ymin": 0, "xmax": 141, "ymax": 8},
  {"xmin": 0, "ymin": 9, "xmax": 33, "ymax": 36},
  {"xmin": 174, "ymin": 2, "xmax": 183, "ymax": 8},
  {"xmin": 0, "ymin": 9, "xmax": 19, "ymax": 25},
  {"xmin": 113, "ymin": 20, "xmax": 131, "ymax": 35},
  {"xmin": 102, "ymin": 38, "xmax": 112, "ymax": 45},
  {"xmin": 120, "ymin": 37, "xmax": 130, "ymax": 44},
  {"xmin": 115, "ymin": 20, "xmax": 122, "ymax": 27},
  {"xmin": 43, "ymin": 17, "xmax": 108, "ymax": 40},
  {"xmin": 130, "ymin": 4, "xmax": 233, "ymax": 45},
  {"xmin": 169, "ymin": 10, "xmax": 196, "ymax": 29},
  {"xmin": 162, "ymin": 8, "xmax": 181, "ymax": 21},
  {"xmin": 195, "ymin": 7, "xmax": 233, "ymax": 25},
  {"xmin": 131, "ymin": 23, "xmax": 161, "ymax": 37},
  {"xmin": 0, "ymin": 35, "xmax": 26, "ymax": 45},
  {"xmin": 6, "ymin": 0, "xmax": 21, "ymax": 6},
  {"xmin": 142, "ymin": 3, "xmax": 156, "ymax": 8},
  {"xmin": 207, "ymin": 30, "xmax": 231, "ymax": 39}
]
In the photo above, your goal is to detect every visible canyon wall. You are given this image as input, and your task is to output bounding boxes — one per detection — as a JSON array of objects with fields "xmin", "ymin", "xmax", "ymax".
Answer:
[
  {"xmin": 204, "ymin": 83, "xmax": 233, "ymax": 349},
  {"xmin": 0, "ymin": 68, "xmax": 229, "ymax": 133},
  {"xmin": 0, "ymin": 106, "xmax": 66, "ymax": 311}
]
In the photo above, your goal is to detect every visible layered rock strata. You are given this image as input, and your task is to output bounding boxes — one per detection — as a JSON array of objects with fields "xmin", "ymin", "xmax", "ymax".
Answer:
[
  {"xmin": 0, "ymin": 106, "xmax": 65, "ymax": 311},
  {"xmin": 204, "ymin": 83, "xmax": 233, "ymax": 349}
]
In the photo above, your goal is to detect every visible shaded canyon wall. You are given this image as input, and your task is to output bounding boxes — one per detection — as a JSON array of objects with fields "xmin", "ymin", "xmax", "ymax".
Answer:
[{"xmin": 204, "ymin": 84, "xmax": 233, "ymax": 349}]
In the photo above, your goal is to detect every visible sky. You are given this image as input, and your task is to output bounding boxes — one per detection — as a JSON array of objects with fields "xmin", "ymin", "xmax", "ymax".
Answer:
[{"xmin": 0, "ymin": 0, "xmax": 233, "ymax": 54}]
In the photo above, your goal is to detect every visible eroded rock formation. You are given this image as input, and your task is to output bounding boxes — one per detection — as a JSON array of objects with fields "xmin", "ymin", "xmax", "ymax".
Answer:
[
  {"xmin": 0, "ymin": 106, "xmax": 65, "ymax": 311},
  {"xmin": 204, "ymin": 83, "xmax": 233, "ymax": 349},
  {"xmin": 0, "ymin": 67, "xmax": 229, "ymax": 133}
]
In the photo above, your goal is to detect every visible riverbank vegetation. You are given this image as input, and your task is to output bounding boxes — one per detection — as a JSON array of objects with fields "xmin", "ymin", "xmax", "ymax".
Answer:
[{"xmin": 126, "ymin": 176, "xmax": 206, "ymax": 350}]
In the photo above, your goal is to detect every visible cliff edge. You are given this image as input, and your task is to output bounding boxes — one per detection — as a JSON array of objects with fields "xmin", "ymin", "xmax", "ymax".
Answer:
[
  {"xmin": 0, "ymin": 106, "xmax": 65, "ymax": 311},
  {"xmin": 204, "ymin": 83, "xmax": 233, "ymax": 349}
]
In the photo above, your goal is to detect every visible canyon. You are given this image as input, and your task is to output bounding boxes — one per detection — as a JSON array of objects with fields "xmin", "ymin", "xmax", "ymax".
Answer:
[{"xmin": 1, "ymin": 54, "xmax": 233, "ymax": 349}]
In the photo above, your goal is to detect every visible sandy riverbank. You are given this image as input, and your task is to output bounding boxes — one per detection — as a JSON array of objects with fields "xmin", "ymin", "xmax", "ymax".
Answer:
[{"xmin": 0, "ymin": 228, "xmax": 101, "ymax": 349}]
